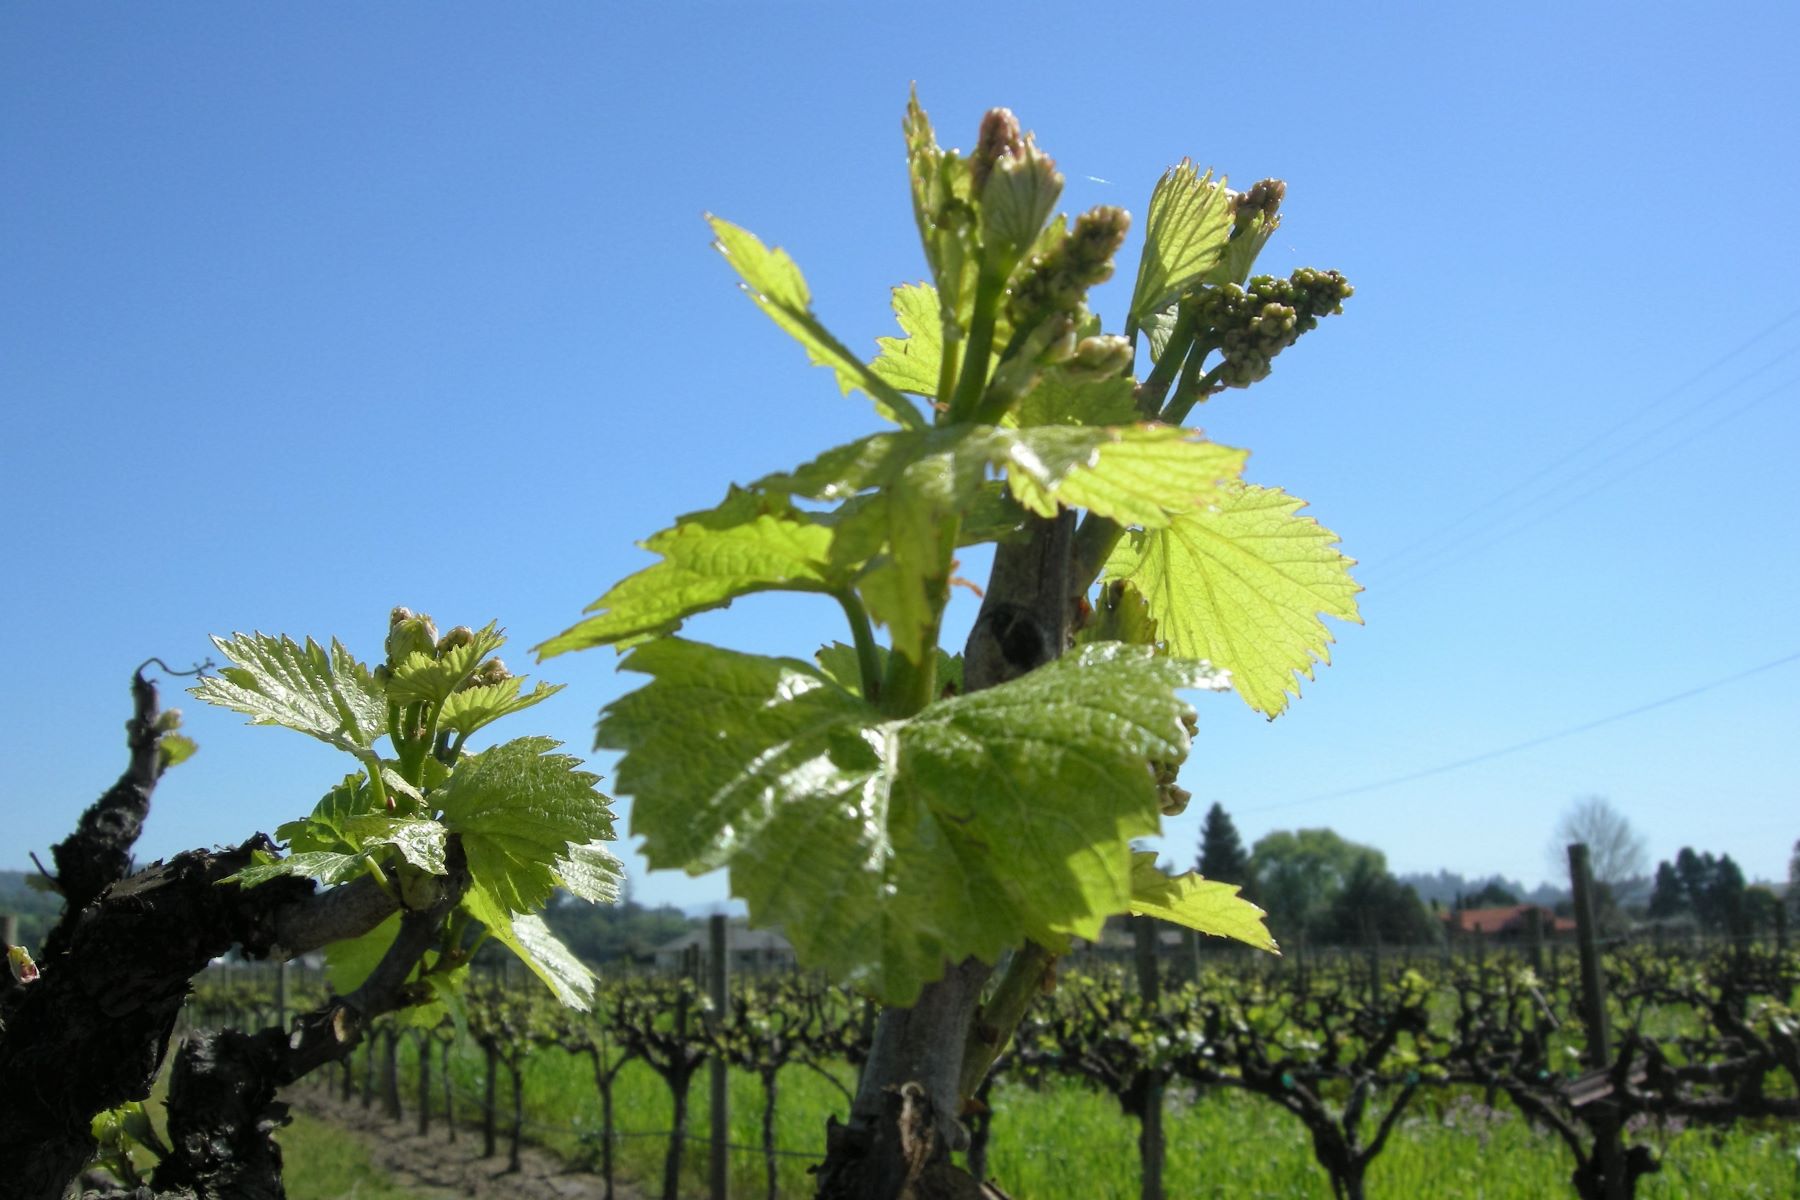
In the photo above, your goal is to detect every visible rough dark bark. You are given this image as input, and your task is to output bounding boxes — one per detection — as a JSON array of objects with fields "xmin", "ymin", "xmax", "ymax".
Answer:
[
  {"xmin": 153, "ymin": 850, "xmax": 466, "ymax": 1199},
  {"xmin": 814, "ymin": 513, "xmax": 1073, "ymax": 1200},
  {"xmin": 0, "ymin": 671, "xmax": 453, "ymax": 1200},
  {"xmin": 45, "ymin": 670, "xmax": 165, "ymax": 934}
]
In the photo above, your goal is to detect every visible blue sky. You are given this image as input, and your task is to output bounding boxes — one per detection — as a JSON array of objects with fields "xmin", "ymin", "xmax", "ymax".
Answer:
[{"xmin": 4, "ymin": 5, "xmax": 1797, "ymax": 909}]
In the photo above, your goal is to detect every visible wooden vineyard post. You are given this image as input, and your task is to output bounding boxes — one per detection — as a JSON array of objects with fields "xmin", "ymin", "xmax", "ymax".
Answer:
[
  {"xmin": 1568, "ymin": 845, "xmax": 1612, "ymax": 1069},
  {"xmin": 416, "ymin": 1031, "xmax": 431, "ymax": 1137},
  {"xmin": 1568, "ymin": 842, "xmax": 1626, "ymax": 1200},
  {"xmin": 1132, "ymin": 916, "xmax": 1166, "ymax": 1200},
  {"xmin": 482, "ymin": 1037, "xmax": 498, "ymax": 1158},
  {"xmin": 709, "ymin": 913, "xmax": 730, "ymax": 1200}
]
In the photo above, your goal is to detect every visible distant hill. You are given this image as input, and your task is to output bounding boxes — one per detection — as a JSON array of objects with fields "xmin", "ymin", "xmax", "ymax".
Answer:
[{"xmin": 1398, "ymin": 869, "xmax": 1565, "ymax": 909}]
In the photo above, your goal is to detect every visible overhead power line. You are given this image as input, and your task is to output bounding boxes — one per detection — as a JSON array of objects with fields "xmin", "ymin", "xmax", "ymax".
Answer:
[
  {"xmin": 1242, "ymin": 649, "xmax": 1800, "ymax": 815},
  {"xmin": 1375, "ymin": 370, "xmax": 1799, "ymax": 588},
  {"xmin": 1370, "ymin": 305, "xmax": 1800, "ymax": 577}
]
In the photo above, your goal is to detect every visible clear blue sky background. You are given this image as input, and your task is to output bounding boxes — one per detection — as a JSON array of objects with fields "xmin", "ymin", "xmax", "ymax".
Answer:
[{"xmin": 5, "ymin": 5, "xmax": 1797, "ymax": 910}]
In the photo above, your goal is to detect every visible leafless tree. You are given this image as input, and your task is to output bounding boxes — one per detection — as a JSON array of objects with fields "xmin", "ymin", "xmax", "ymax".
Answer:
[{"xmin": 1550, "ymin": 795, "xmax": 1648, "ymax": 886}]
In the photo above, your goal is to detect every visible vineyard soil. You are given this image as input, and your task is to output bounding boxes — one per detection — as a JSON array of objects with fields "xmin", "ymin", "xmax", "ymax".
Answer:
[{"xmin": 284, "ymin": 1084, "xmax": 640, "ymax": 1200}]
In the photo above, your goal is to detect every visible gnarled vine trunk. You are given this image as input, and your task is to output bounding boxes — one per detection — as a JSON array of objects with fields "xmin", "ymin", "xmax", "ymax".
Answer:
[
  {"xmin": 0, "ymin": 671, "xmax": 461, "ymax": 1200},
  {"xmin": 814, "ymin": 514, "xmax": 1073, "ymax": 1200}
]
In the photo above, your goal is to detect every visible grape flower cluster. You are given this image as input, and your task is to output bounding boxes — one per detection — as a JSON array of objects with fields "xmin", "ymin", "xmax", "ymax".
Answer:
[{"xmin": 1196, "ymin": 267, "xmax": 1353, "ymax": 387}]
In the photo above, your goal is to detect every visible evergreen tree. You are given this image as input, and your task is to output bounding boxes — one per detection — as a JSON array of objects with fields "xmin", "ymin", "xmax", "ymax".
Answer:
[
  {"xmin": 1459, "ymin": 881, "xmax": 1519, "ymax": 909},
  {"xmin": 1649, "ymin": 849, "xmax": 1754, "ymax": 935},
  {"xmin": 1705, "ymin": 854, "xmax": 1749, "ymax": 936},
  {"xmin": 1197, "ymin": 802, "xmax": 1251, "ymax": 889},
  {"xmin": 1319, "ymin": 858, "xmax": 1439, "ymax": 946},
  {"xmin": 1647, "ymin": 860, "xmax": 1684, "ymax": 919}
]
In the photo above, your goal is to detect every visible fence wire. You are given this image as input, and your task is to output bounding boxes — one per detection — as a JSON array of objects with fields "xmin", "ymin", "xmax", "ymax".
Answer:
[{"xmin": 325, "ymin": 1070, "xmax": 826, "ymax": 1163}]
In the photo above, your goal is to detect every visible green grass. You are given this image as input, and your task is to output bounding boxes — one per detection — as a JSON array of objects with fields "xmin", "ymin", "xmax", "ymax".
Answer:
[
  {"xmin": 360, "ymin": 1034, "xmax": 1800, "ymax": 1199},
  {"xmin": 424, "ymin": 1040, "xmax": 847, "ymax": 1197},
  {"xmin": 278, "ymin": 1109, "xmax": 437, "ymax": 1200}
]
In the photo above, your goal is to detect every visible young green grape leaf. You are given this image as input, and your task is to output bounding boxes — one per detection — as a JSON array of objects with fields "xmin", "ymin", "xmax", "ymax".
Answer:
[
  {"xmin": 344, "ymin": 815, "xmax": 447, "ymax": 875},
  {"xmin": 874, "ymin": 441, "xmax": 989, "ymax": 660},
  {"xmin": 462, "ymin": 883, "xmax": 596, "ymax": 1009},
  {"xmin": 1105, "ymin": 484, "xmax": 1361, "ymax": 716},
  {"xmin": 598, "ymin": 638, "xmax": 1206, "ymax": 1004},
  {"xmin": 751, "ymin": 429, "xmax": 943, "ymax": 502},
  {"xmin": 1012, "ymin": 369, "xmax": 1138, "ymax": 429},
  {"xmin": 761, "ymin": 424, "xmax": 1243, "ymax": 537},
  {"xmin": 1128, "ymin": 160, "xmax": 1235, "ymax": 324},
  {"xmin": 225, "ymin": 849, "xmax": 366, "ymax": 889},
  {"xmin": 960, "ymin": 481, "xmax": 1029, "ymax": 545},
  {"xmin": 1140, "ymin": 299, "xmax": 1183, "ymax": 365},
  {"xmin": 869, "ymin": 283, "xmax": 945, "ymax": 398},
  {"xmin": 553, "ymin": 839, "xmax": 625, "ymax": 904},
  {"xmin": 813, "ymin": 642, "xmax": 964, "ymax": 700},
  {"xmin": 437, "ymin": 677, "xmax": 565, "ymax": 739},
  {"xmin": 156, "ymin": 733, "xmax": 198, "ymax": 770},
  {"xmin": 397, "ymin": 961, "xmax": 469, "ymax": 1030},
  {"xmin": 1209, "ymin": 208, "xmax": 1277, "ymax": 287},
  {"xmin": 537, "ymin": 491, "xmax": 846, "ymax": 659},
  {"xmin": 435, "ymin": 737, "xmax": 615, "ymax": 915},
  {"xmin": 751, "ymin": 425, "xmax": 1242, "ymax": 658},
  {"xmin": 384, "ymin": 623, "xmax": 506, "ymax": 705},
  {"xmin": 708, "ymin": 215, "xmax": 926, "ymax": 430},
  {"xmin": 1077, "ymin": 580, "xmax": 1161, "ymax": 650},
  {"xmin": 1001, "ymin": 425, "xmax": 1247, "ymax": 529},
  {"xmin": 325, "ymin": 911, "xmax": 401, "ymax": 993},
  {"xmin": 278, "ymin": 772, "xmax": 378, "ymax": 852},
  {"xmin": 979, "ymin": 130, "xmax": 1062, "ymax": 272},
  {"xmin": 1124, "ymin": 852, "xmax": 1278, "ymax": 952},
  {"xmin": 752, "ymin": 427, "xmax": 991, "ymax": 661},
  {"xmin": 813, "ymin": 641, "xmax": 878, "ymax": 696},
  {"xmin": 193, "ymin": 633, "xmax": 387, "ymax": 752},
  {"xmin": 903, "ymin": 90, "xmax": 979, "ymax": 332},
  {"xmin": 379, "ymin": 766, "xmax": 425, "ymax": 808}
]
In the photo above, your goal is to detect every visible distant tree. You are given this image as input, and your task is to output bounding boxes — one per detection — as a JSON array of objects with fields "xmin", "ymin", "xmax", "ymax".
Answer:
[
  {"xmin": 1743, "ymin": 886, "xmax": 1782, "ymax": 938},
  {"xmin": 1650, "ymin": 848, "xmax": 1757, "ymax": 936},
  {"xmin": 1550, "ymin": 795, "xmax": 1647, "ymax": 886},
  {"xmin": 1398, "ymin": 870, "xmax": 1559, "ymax": 908},
  {"xmin": 1673, "ymin": 847, "xmax": 1708, "ymax": 914},
  {"xmin": 1457, "ymin": 881, "xmax": 1519, "ymax": 909},
  {"xmin": 1249, "ymin": 828, "xmax": 1384, "ymax": 947},
  {"xmin": 0, "ymin": 871, "xmax": 64, "ymax": 954},
  {"xmin": 1319, "ymin": 857, "xmax": 1439, "ymax": 945},
  {"xmin": 543, "ymin": 892, "xmax": 691, "ymax": 964},
  {"xmin": 1705, "ymin": 854, "xmax": 1749, "ymax": 936},
  {"xmin": 1197, "ymin": 803, "xmax": 1251, "ymax": 890},
  {"xmin": 1647, "ymin": 861, "xmax": 1685, "ymax": 920}
]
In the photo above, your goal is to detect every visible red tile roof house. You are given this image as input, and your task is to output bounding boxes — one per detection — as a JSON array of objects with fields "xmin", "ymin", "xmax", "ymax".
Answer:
[{"xmin": 1443, "ymin": 904, "xmax": 1578, "ymax": 941}]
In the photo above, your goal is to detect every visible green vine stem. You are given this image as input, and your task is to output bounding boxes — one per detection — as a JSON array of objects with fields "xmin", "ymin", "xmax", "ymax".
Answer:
[
  {"xmin": 834, "ymin": 588, "xmax": 884, "ymax": 704},
  {"xmin": 1134, "ymin": 297, "xmax": 1199, "ymax": 417},
  {"xmin": 934, "ymin": 317, "xmax": 964, "ymax": 421},
  {"xmin": 1161, "ymin": 360, "xmax": 1229, "ymax": 426},
  {"xmin": 947, "ymin": 266, "xmax": 1006, "ymax": 422},
  {"xmin": 959, "ymin": 939, "xmax": 1057, "ymax": 1098}
]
